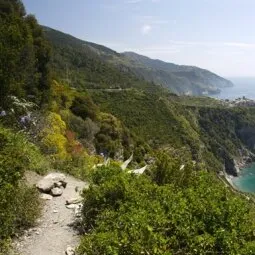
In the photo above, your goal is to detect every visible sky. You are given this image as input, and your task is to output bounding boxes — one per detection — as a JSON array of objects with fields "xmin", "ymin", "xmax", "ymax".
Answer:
[{"xmin": 22, "ymin": 0, "xmax": 255, "ymax": 77}]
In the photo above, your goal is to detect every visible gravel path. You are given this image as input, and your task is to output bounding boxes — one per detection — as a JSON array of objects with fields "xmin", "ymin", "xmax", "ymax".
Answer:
[{"xmin": 12, "ymin": 172, "xmax": 89, "ymax": 255}]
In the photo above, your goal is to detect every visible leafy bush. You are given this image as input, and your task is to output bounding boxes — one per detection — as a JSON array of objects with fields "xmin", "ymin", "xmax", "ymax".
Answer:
[
  {"xmin": 78, "ymin": 164, "xmax": 255, "ymax": 255},
  {"xmin": 40, "ymin": 112, "xmax": 69, "ymax": 160},
  {"xmin": 0, "ymin": 0, "xmax": 51, "ymax": 107},
  {"xmin": 70, "ymin": 95, "xmax": 99, "ymax": 121},
  {"xmin": 0, "ymin": 125, "xmax": 44, "ymax": 253}
]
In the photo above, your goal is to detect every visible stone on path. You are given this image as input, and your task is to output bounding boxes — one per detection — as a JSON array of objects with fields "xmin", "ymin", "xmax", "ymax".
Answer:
[
  {"xmin": 44, "ymin": 173, "xmax": 66, "ymax": 183},
  {"xmin": 36, "ymin": 178, "xmax": 54, "ymax": 193},
  {"xmin": 66, "ymin": 204, "xmax": 78, "ymax": 209},
  {"xmin": 66, "ymin": 197, "xmax": 83, "ymax": 205},
  {"xmin": 14, "ymin": 172, "xmax": 87, "ymax": 255},
  {"xmin": 36, "ymin": 173, "xmax": 67, "ymax": 196},
  {"xmin": 51, "ymin": 187, "xmax": 63, "ymax": 196},
  {"xmin": 40, "ymin": 194, "xmax": 53, "ymax": 200},
  {"xmin": 66, "ymin": 246, "xmax": 75, "ymax": 255}
]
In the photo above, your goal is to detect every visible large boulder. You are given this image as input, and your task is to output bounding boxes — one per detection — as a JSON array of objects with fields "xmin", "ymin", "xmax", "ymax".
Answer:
[
  {"xmin": 36, "ymin": 173, "xmax": 67, "ymax": 194},
  {"xmin": 44, "ymin": 173, "xmax": 66, "ymax": 183},
  {"xmin": 36, "ymin": 179, "xmax": 54, "ymax": 193}
]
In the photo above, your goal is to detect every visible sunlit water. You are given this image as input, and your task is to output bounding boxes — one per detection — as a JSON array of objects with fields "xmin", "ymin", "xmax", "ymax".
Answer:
[
  {"xmin": 213, "ymin": 77, "xmax": 255, "ymax": 100},
  {"xmin": 232, "ymin": 163, "xmax": 255, "ymax": 193}
]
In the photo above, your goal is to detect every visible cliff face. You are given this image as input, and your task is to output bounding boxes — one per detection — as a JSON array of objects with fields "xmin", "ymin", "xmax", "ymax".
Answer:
[
  {"xmin": 224, "ymin": 157, "xmax": 239, "ymax": 177},
  {"xmin": 238, "ymin": 127, "xmax": 255, "ymax": 150}
]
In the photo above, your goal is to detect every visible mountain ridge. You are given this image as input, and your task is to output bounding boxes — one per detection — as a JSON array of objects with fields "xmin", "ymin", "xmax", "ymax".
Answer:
[
  {"xmin": 43, "ymin": 26, "xmax": 233, "ymax": 96},
  {"xmin": 122, "ymin": 51, "xmax": 233, "ymax": 95}
]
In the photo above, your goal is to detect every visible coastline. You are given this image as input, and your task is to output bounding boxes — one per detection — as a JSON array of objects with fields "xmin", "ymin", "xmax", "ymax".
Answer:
[
  {"xmin": 223, "ymin": 153, "xmax": 255, "ymax": 194},
  {"xmin": 223, "ymin": 152, "xmax": 255, "ymax": 190}
]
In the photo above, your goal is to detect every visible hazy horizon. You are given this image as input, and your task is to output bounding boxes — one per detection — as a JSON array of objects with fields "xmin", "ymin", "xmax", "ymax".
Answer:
[{"xmin": 23, "ymin": 0, "xmax": 255, "ymax": 77}]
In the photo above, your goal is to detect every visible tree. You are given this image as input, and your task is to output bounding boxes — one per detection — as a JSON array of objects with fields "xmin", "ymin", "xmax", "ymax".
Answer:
[{"xmin": 0, "ymin": 0, "xmax": 51, "ymax": 108}]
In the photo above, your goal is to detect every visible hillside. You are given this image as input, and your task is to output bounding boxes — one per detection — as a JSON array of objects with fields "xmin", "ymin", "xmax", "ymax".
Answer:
[
  {"xmin": 43, "ymin": 26, "xmax": 157, "ymax": 92},
  {"xmin": 43, "ymin": 26, "xmax": 233, "ymax": 96},
  {"xmin": 122, "ymin": 52, "xmax": 233, "ymax": 95},
  {"xmin": 40, "ymin": 25, "xmax": 255, "ymax": 175},
  {"xmin": 2, "ymin": 1, "xmax": 255, "ymax": 254},
  {"xmin": 42, "ymin": 26, "xmax": 255, "ymax": 176}
]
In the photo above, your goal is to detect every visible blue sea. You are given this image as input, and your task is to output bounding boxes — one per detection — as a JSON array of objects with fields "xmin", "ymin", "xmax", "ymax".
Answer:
[
  {"xmin": 232, "ymin": 163, "xmax": 255, "ymax": 193},
  {"xmin": 214, "ymin": 77, "xmax": 255, "ymax": 100},
  {"xmin": 214, "ymin": 77, "xmax": 255, "ymax": 192}
]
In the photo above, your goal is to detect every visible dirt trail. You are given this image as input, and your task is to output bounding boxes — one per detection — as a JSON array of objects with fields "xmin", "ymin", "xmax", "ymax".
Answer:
[{"xmin": 13, "ymin": 172, "xmax": 89, "ymax": 255}]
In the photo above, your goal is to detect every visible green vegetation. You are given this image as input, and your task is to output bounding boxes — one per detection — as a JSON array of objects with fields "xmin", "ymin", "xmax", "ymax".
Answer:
[
  {"xmin": 78, "ymin": 159, "xmax": 255, "ymax": 255},
  {"xmin": 43, "ymin": 27, "xmax": 156, "ymax": 92},
  {"xmin": 44, "ymin": 27, "xmax": 233, "ymax": 96},
  {"xmin": 0, "ymin": 126, "xmax": 44, "ymax": 253},
  {"xmin": 90, "ymin": 89, "xmax": 255, "ymax": 174},
  {"xmin": 2, "ymin": 1, "xmax": 255, "ymax": 254},
  {"xmin": 0, "ymin": 0, "xmax": 51, "ymax": 107},
  {"xmin": 121, "ymin": 51, "xmax": 233, "ymax": 95}
]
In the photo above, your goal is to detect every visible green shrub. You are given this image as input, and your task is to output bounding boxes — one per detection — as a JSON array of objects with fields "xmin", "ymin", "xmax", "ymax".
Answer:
[
  {"xmin": 0, "ymin": 125, "xmax": 44, "ymax": 252},
  {"xmin": 70, "ymin": 95, "xmax": 99, "ymax": 121},
  {"xmin": 78, "ymin": 165, "xmax": 255, "ymax": 255},
  {"xmin": 13, "ymin": 184, "xmax": 42, "ymax": 229}
]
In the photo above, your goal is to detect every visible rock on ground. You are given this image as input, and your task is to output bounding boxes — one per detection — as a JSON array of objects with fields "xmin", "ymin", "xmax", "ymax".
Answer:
[
  {"xmin": 13, "ymin": 173, "xmax": 89, "ymax": 255},
  {"xmin": 36, "ymin": 178, "xmax": 54, "ymax": 193},
  {"xmin": 40, "ymin": 194, "xmax": 53, "ymax": 200},
  {"xmin": 51, "ymin": 187, "xmax": 63, "ymax": 197},
  {"xmin": 66, "ymin": 246, "xmax": 75, "ymax": 255},
  {"xmin": 36, "ymin": 172, "xmax": 68, "ymax": 195}
]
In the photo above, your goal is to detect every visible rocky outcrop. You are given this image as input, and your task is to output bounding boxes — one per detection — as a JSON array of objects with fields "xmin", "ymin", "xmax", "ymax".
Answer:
[
  {"xmin": 224, "ymin": 149, "xmax": 255, "ymax": 177},
  {"xmin": 224, "ymin": 157, "xmax": 239, "ymax": 177}
]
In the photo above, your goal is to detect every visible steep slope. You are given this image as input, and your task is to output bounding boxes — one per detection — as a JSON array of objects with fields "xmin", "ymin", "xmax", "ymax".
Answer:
[
  {"xmin": 122, "ymin": 51, "xmax": 233, "ymax": 95},
  {"xmin": 4, "ymin": 1, "xmax": 255, "ymax": 255},
  {"xmin": 43, "ymin": 26, "xmax": 233, "ymax": 96},
  {"xmin": 43, "ymin": 26, "xmax": 157, "ymax": 92},
  {"xmin": 42, "ymin": 26, "xmax": 255, "ymax": 175},
  {"xmin": 90, "ymin": 89, "xmax": 255, "ymax": 174}
]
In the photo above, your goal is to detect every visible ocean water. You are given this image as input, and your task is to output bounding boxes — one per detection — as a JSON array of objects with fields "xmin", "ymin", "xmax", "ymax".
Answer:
[
  {"xmin": 213, "ymin": 77, "xmax": 255, "ymax": 192},
  {"xmin": 214, "ymin": 77, "xmax": 255, "ymax": 100},
  {"xmin": 232, "ymin": 163, "xmax": 255, "ymax": 193}
]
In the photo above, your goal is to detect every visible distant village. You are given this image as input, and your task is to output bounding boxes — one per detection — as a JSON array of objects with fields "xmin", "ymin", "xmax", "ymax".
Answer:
[{"xmin": 221, "ymin": 96, "xmax": 255, "ymax": 107}]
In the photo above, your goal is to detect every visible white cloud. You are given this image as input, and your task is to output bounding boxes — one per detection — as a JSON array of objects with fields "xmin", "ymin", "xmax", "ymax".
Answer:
[{"xmin": 141, "ymin": 25, "xmax": 152, "ymax": 35}]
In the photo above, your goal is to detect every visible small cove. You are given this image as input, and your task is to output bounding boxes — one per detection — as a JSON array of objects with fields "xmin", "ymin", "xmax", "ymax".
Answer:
[{"xmin": 232, "ymin": 163, "xmax": 255, "ymax": 193}]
